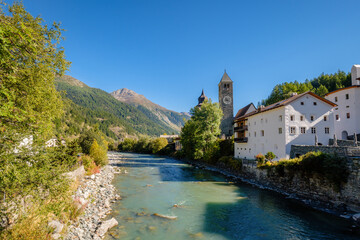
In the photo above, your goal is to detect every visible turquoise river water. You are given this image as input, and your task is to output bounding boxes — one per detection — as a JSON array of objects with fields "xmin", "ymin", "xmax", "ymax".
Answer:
[{"xmin": 105, "ymin": 152, "xmax": 359, "ymax": 240}]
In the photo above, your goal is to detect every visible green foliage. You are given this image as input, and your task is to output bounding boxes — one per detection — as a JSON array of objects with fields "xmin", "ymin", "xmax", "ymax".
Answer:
[
  {"xmin": 78, "ymin": 128, "xmax": 103, "ymax": 154},
  {"xmin": 255, "ymin": 153, "xmax": 266, "ymax": 165},
  {"xmin": 118, "ymin": 138, "xmax": 137, "ymax": 152},
  {"xmin": 180, "ymin": 100, "xmax": 223, "ymax": 161},
  {"xmin": 149, "ymin": 137, "xmax": 168, "ymax": 154},
  {"xmin": 89, "ymin": 139, "xmax": 108, "ymax": 167},
  {"xmin": 257, "ymin": 151, "xmax": 349, "ymax": 190},
  {"xmin": 261, "ymin": 71, "xmax": 351, "ymax": 106},
  {"xmin": 265, "ymin": 152, "xmax": 276, "ymax": 161},
  {"xmin": 218, "ymin": 156, "xmax": 242, "ymax": 173}
]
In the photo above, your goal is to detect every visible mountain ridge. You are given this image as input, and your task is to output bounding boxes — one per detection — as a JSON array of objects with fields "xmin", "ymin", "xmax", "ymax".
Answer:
[{"xmin": 111, "ymin": 88, "xmax": 189, "ymax": 132}]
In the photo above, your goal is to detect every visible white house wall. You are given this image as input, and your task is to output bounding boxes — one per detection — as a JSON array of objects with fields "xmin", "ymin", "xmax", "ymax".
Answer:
[
  {"xmin": 284, "ymin": 94, "xmax": 334, "ymax": 158},
  {"xmin": 234, "ymin": 107, "xmax": 286, "ymax": 160},
  {"xmin": 325, "ymin": 87, "xmax": 360, "ymax": 139}
]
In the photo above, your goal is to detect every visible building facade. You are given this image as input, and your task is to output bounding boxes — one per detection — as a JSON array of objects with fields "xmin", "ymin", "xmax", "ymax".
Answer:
[
  {"xmin": 324, "ymin": 65, "xmax": 360, "ymax": 140},
  {"xmin": 218, "ymin": 72, "xmax": 234, "ymax": 137},
  {"xmin": 234, "ymin": 92, "xmax": 336, "ymax": 160}
]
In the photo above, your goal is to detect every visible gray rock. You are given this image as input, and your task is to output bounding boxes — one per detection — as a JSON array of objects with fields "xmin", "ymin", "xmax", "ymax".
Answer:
[{"xmin": 96, "ymin": 218, "xmax": 118, "ymax": 237}]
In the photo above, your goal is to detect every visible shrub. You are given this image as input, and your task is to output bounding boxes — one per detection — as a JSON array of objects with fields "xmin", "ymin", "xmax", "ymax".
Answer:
[
  {"xmin": 218, "ymin": 156, "xmax": 242, "ymax": 173},
  {"xmin": 255, "ymin": 153, "xmax": 265, "ymax": 165},
  {"xmin": 150, "ymin": 138, "xmax": 168, "ymax": 154},
  {"xmin": 119, "ymin": 138, "xmax": 136, "ymax": 152},
  {"xmin": 265, "ymin": 152, "xmax": 276, "ymax": 161},
  {"xmin": 89, "ymin": 139, "xmax": 108, "ymax": 167}
]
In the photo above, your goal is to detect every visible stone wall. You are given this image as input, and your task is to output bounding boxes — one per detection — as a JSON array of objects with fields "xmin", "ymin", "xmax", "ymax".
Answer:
[
  {"xmin": 290, "ymin": 145, "xmax": 349, "ymax": 158},
  {"xmin": 240, "ymin": 158, "xmax": 360, "ymax": 213},
  {"xmin": 329, "ymin": 139, "xmax": 357, "ymax": 147}
]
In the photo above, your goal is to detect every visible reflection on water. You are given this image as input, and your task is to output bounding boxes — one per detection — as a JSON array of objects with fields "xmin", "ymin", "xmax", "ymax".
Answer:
[{"xmin": 105, "ymin": 153, "xmax": 359, "ymax": 240}]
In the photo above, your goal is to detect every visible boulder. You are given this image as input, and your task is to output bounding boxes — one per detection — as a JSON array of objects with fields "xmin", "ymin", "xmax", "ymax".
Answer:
[{"xmin": 96, "ymin": 217, "xmax": 118, "ymax": 237}]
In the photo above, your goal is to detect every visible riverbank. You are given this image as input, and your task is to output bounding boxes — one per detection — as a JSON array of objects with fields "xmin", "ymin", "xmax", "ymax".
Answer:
[
  {"xmin": 177, "ymin": 157, "xmax": 360, "ymax": 229},
  {"xmin": 65, "ymin": 153, "xmax": 122, "ymax": 240}
]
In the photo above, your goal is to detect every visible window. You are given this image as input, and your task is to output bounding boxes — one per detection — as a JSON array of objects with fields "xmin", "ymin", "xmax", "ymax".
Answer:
[
  {"xmin": 310, "ymin": 115, "xmax": 314, "ymax": 121},
  {"xmin": 290, "ymin": 127, "xmax": 296, "ymax": 134},
  {"xmin": 311, "ymin": 127, "xmax": 316, "ymax": 134},
  {"xmin": 313, "ymin": 102, "xmax": 317, "ymax": 106},
  {"xmin": 324, "ymin": 116, "xmax": 327, "ymax": 121},
  {"xmin": 279, "ymin": 115, "xmax": 283, "ymax": 122},
  {"xmin": 261, "ymin": 118, "xmax": 263, "ymax": 123},
  {"xmin": 346, "ymin": 106, "xmax": 349, "ymax": 108},
  {"xmin": 347, "ymin": 113, "xmax": 350, "ymax": 119},
  {"xmin": 278, "ymin": 128, "xmax": 282, "ymax": 134},
  {"xmin": 336, "ymin": 114, "xmax": 339, "ymax": 120},
  {"xmin": 335, "ymin": 97, "xmax": 338, "ymax": 102},
  {"xmin": 261, "ymin": 130, "xmax": 264, "ymax": 136},
  {"xmin": 300, "ymin": 127, "xmax": 306, "ymax": 134},
  {"xmin": 290, "ymin": 115, "xmax": 295, "ymax": 121},
  {"xmin": 254, "ymin": 131, "xmax": 256, "ymax": 137},
  {"xmin": 346, "ymin": 94, "xmax": 349, "ymax": 100},
  {"xmin": 300, "ymin": 102, "xmax": 304, "ymax": 105},
  {"xmin": 249, "ymin": 132, "xmax": 251, "ymax": 137},
  {"xmin": 335, "ymin": 108, "xmax": 338, "ymax": 110},
  {"xmin": 300, "ymin": 115, "xmax": 304, "ymax": 121},
  {"xmin": 325, "ymin": 127, "xmax": 330, "ymax": 134}
]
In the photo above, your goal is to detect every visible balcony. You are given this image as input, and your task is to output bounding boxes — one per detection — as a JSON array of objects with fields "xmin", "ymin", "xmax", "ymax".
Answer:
[
  {"xmin": 234, "ymin": 137, "xmax": 248, "ymax": 143},
  {"xmin": 234, "ymin": 125, "xmax": 248, "ymax": 131}
]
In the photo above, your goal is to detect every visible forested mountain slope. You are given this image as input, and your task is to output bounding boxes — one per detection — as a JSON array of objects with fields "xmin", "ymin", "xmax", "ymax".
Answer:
[{"xmin": 55, "ymin": 76, "xmax": 178, "ymax": 139}]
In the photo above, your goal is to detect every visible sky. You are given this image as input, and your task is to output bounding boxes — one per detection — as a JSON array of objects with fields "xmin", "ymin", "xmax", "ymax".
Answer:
[{"xmin": 10, "ymin": 0, "xmax": 360, "ymax": 113}]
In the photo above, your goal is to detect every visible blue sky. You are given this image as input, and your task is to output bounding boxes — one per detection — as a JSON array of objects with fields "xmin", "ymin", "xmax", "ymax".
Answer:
[{"xmin": 13, "ymin": 0, "xmax": 360, "ymax": 113}]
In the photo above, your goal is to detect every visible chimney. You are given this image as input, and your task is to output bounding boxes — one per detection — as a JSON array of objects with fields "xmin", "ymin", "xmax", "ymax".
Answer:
[
  {"xmin": 290, "ymin": 92, "xmax": 298, "ymax": 97},
  {"xmin": 351, "ymin": 65, "xmax": 360, "ymax": 86}
]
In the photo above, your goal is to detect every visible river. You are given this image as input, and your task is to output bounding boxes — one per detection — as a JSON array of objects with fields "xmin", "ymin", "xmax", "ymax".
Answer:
[{"xmin": 105, "ymin": 152, "xmax": 359, "ymax": 240}]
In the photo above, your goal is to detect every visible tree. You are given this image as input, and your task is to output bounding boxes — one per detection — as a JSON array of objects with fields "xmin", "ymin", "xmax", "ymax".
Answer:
[
  {"xmin": 150, "ymin": 137, "xmax": 168, "ymax": 154},
  {"xmin": 265, "ymin": 152, "xmax": 276, "ymax": 162},
  {"xmin": 0, "ymin": 2, "xmax": 71, "ymax": 226},
  {"xmin": 180, "ymin": 100, "xmax": 223, "ymax": 161},
  {"xmin": 0, "ymin": 2, "xmax": 70, "ymax": 151}
]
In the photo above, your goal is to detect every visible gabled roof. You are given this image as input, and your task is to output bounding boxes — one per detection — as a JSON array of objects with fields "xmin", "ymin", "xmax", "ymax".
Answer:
[
  {"xmin": 325, "ymin": 85, "xmax": 360, "ymax": 96},
  {"xmin": 235, "ymin": 91, "xmax": 337, "ymax": 120},
  {"xmin": 234, "ymin": 103, "xmax": 256, "ymax": 119},
  {"xmin": 218, "ymin": 71, "xmax": 232, "ymax": 85}
]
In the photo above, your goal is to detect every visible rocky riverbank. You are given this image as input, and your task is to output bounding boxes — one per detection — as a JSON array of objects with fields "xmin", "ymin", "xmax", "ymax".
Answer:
[{"xmin": 65, "ymin": 153, "xmax": 123, "ymax": 240}]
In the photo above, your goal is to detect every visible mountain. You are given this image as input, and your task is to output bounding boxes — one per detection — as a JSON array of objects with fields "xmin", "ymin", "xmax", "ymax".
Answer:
[
  {"xmin": 55, "ymin": 75, "xmax": 182, "ymax": 139},
  {"xmin": 111, "ymin": 88, "xmax": 190, "ymax": 133}
]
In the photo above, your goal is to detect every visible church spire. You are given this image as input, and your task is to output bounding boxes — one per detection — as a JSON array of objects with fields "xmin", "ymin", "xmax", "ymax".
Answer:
[{"xmin": 197, "ymin": 89, "xmax": 208, "ymax": 107}]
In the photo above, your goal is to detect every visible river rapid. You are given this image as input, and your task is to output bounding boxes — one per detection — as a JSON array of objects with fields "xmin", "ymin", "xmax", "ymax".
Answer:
[{"xmin": 105, "ymin": 152, "xmax": 359, "ymax": 240}]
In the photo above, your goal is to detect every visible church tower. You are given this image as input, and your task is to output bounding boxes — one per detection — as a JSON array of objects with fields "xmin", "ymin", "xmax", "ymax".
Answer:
[
  {"xmin": 197, "ymin": 89, "xmax": 208, "ymax": 108},
  {"xmin": 218, "ymin": 71, "xmax": 234, "ymax": 137}
]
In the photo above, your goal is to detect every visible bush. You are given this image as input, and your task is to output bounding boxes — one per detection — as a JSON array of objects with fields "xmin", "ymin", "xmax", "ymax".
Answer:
[
  {"xmin": 265, "ymin": 152, "xmax": 276, "ymax": 161},
  {"xmin": 218, "ymin": 156, "xmax": 242, "ymax": 173},
  {"xmin": 89, "ymin": 139, "xmax": 108, "ymax": 167},
  {"xmin": 256, "ymin": 151, "xmax": 349, "ymax": 190},
  {"xmin": 255, "ymin": 153, "xmax": 265, "ymax": 165},
  {"xmin": 149, "ymin": 138, "xmax": 168, "ymax": 154}
]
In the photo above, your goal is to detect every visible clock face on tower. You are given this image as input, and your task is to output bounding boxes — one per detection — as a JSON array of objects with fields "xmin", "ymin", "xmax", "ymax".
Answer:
[{"xmin": 223, "ymin": 95, "xmax": 232, "ymax": 105}]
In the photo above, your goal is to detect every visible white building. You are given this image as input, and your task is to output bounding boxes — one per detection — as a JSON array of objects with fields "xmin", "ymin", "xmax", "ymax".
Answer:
[
  {"xmin": 324, "ymin": 64, "xmax": 360, "ymax": 140},
  {"xmin": 234, "ymin": 92, "xmax": 337, "ymax": 160}
]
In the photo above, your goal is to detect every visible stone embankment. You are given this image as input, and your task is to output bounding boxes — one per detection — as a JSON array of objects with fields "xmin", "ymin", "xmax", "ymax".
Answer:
[{"xmin": 65, "ymin": 153, "xmax": 122, "ymax": 240}]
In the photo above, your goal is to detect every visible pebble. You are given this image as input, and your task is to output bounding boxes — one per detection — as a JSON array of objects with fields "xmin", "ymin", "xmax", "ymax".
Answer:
[{"xmin": 65, "ymin": 153, "xmax": 124, "ymax": 240}]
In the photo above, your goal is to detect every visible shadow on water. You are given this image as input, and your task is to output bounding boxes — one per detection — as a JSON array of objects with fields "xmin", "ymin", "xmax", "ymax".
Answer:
[{"xmin": 203, "ymin": 182, "xmax": 360, "ymax": 240}]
